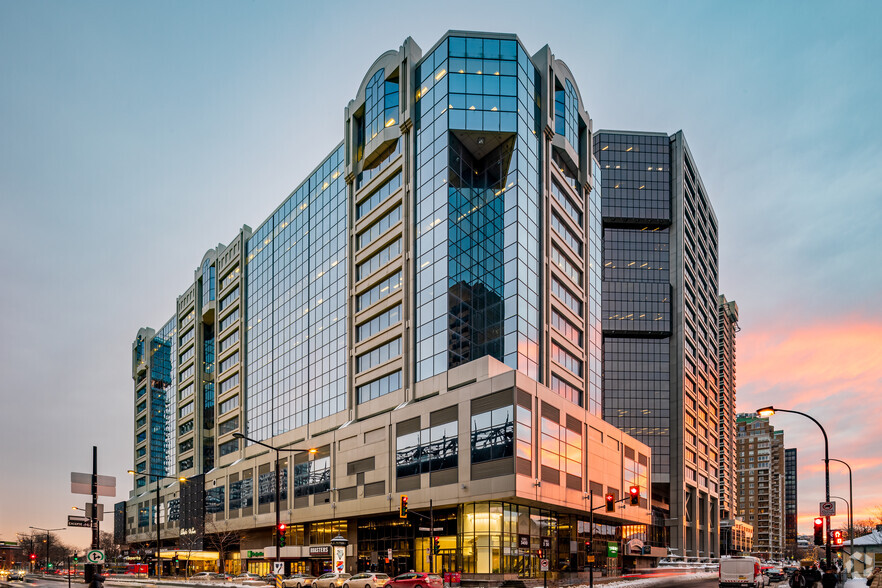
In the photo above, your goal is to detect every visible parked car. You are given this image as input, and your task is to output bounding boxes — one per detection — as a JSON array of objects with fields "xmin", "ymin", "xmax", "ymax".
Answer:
[
  {"xmin": 313, "ymin": 573, "xmax": 351, "ymax": 588},
  {"xmin": 343, "ymin": 573, "xmax": 390, "ymax": 588},
  {"xmin": 191, "ymin": 572, "xmax": 219, "ymax": 582},
  {"xmin": 283, "ymin": 573, "xmax": 317, "ymax": 588},
  {"xmin": 764, "ymin": 568, "xmax": 787, "ymax": 583},
  {"xmin": 387, "ymin": 573, "xmax": 443, "ymax": 588},
  {"xmin": 215, "ymin": 573, "xmax": 233, "ymax": 581}
]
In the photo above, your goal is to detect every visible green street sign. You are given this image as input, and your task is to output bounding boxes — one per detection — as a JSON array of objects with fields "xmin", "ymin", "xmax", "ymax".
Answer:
[{"xmin": 607, "ymin": 542, "xmax": 619, "ymax": 557}]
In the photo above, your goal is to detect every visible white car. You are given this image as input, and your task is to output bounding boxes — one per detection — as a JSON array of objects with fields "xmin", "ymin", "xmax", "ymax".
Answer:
[
  {"xmin": 313, "ymin": 573, "xmax": 351, "ymax": 588},
  {"xmin": 190, "ymin": 572, "xmax": 219, "ymax": 582},
  {"xmin": 343, "ymin": 573, "xmax": 390, "ymax": 588}
]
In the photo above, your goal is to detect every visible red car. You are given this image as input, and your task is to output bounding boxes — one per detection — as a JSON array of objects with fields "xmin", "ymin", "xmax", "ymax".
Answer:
[{"xmin": 387, "ymin": 573, "xmax": 442, "ymax": 588}]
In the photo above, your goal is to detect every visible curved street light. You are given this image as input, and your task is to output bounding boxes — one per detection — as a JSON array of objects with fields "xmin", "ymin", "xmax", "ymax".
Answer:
[
  {"xmin": 232, "ymin": 433, "xmax": 316, "ymax": 577},
  {"xmin": 828, "ymin": 458, "xmax": 854, "ymax": 550},
  {"xmin": 756, "ymin": 406, "xmax": 831, "ymax": 565},
  {"xmin": 127, "ymin": 470, "xmax": 187, "ymax": 579}
]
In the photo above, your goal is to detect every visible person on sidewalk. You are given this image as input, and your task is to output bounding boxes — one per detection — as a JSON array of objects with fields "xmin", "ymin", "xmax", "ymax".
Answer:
[
  {"xmin": 789, "ymin": 568, "xmax": 807, "ymax": 588},
  {"xmin": 820, "ymin": 567, "xmax": 839, "ymax": 588},
  {"xmin": 867, "ymin": 567, "xmax": 882, "ymax": 588}
]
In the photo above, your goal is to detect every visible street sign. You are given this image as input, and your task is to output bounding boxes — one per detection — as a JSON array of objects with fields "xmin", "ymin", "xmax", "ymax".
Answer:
[
  {"xmin": 820, "ymin": 502, "xmax": 836, "ymax": 516},
  {"xmin": 586, "ymin": 555, "xmax": 595, "ymax": 563},
  {"xmin": 273, "ymin": 562, "xmax": 284, "ymax": 575},
  {"xmin": 387, "ymin": 548, "xmax": 393, "ymax": 560},
  {"xmin": 86, "ymin": 550, "xmax": 105, "ymax": 564},
  {"xmin": 71, "ymin": 473, "xmax": 116, "ymax": 497},
  {"xmin": 607, "ymin": 542, "xmax": 619, "ymax": 557},
  {"xmin": 85, "ymin": 503, "xmax": 105, "ymax": 522},
  {"xmin": 68, "ymin": 515, "xmax": 91, "ymax": 528},
  {"xmin": 540, "ymin": 559, "xmax": 549, "ymax": 572}
]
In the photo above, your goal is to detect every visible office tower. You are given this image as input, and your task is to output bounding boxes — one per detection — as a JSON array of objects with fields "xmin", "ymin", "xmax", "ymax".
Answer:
[
  {"xmin": 718, "ymin": 295, "xmax": 739, "ymax": 522},
  {"xmin": 595, "ymin": 130, "xmax": 720, "ymax": 558},
  {"xmin": 736, "ymin": 414, "xmax": 785, "ymax": 559},
  {"xmin": 124, "ymin": 32, "xmax": 655, "ymax": 579},
  {"xmin": 784, "ymin": 448, "xmax": 798, "ymax": 556}
]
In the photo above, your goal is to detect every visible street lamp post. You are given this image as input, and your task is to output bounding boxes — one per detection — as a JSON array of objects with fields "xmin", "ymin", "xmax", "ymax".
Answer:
[
  {"xmin": 828, "ymin": 459, "xmax": 854, "ymax": 552},
  {"xmin": 29, "ymin": 526, "xmax": 65, "ymax": 574},
  {"xmin": 756, "ymin": 406, "xmax": 831, "ymax": 565},
  {"xmin": 232, "ymin": 433, "xmax": 315, "ymax": 579},
  {"xmin": 128, "ymin": 470, "xmax": 187, "ymax": 579}
]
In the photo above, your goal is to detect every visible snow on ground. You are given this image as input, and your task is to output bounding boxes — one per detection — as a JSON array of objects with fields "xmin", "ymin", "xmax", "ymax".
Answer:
[{"xmin": 568, "ymin": 571, "xmax": 718, "ymax": 587}]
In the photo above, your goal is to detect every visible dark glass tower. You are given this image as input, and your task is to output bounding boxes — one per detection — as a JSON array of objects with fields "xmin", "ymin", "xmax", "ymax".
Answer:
[{"xmin": 596, "ymin": 130, "xmax": 720, "ymax": 557}]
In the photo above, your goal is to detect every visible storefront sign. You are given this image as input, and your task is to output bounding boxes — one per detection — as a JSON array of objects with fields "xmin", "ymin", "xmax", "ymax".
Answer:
[
  {"xmin": 540, "ymin": 536, "xmax": 551, "ymax": 549},
  {"xmin": 607, "ymin": 542, "xmax": 619, "ymax": 557},
  {"xmin": 309, "ymin": 545, "xmax": 330, "ymax": 557},
  {"xmin": 247, "ymin": 551, "xmax": 265, "ymax": 558},
  {"xmin": 518, "ymin": 535, "xmax": 530, "ymax": 549}
]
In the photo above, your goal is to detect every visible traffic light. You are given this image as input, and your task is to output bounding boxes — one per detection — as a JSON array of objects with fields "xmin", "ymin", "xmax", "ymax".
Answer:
[
  {"xmin": 30, "ymin": 554, "xmax": 36, "ymax": 561},
  {"xmin": 629, "ymin": 486, "xmax": 640, "ymax": 506},
  {"xmin": 73, "ymin": 554, "xmax": 79, "ymax": 564},
  {"xmin": 605, "ymin": 493, "xmax": 615, "ymax": 512},
  {"xmin": 278, "ymin": 523, "xmax": 287, "ymax": 548},
  {"xmin": 832, "ymin": 530, "xmax": 843, "ymax": 546},
  {"xmin": 584, "ymin": 540, "xmax": 591, "ymax": 550},
  {"xmin": 399, "ymin": 495, "xmax": 408, "ymax": 518},
  {"xmin": 813, "ymin": 517, "xmax": 824, "ymax": 546},
  {"xmin": 433, "ymin": 537, "xmax": 440, "ymax": 555}
]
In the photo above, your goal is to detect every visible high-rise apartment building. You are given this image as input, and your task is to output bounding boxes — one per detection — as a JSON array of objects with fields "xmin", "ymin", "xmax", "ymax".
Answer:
[
  {"xmin": 735, "ymin": 414, "xmax": 785, "ymax": 559},
  {"xmin": 124, "ymin": 32, "xmax": 657, "ymax": 580},
  {"xmin": 784, "ymin": 448, "xmax": 798, "ymax": 556},
  {"xmin": 717, "ymin": 295, "xmax": 739, "ymax": 522},
  {"xmin": 595, "ymin": 131, "xmax": 720, "ymax": 558}
]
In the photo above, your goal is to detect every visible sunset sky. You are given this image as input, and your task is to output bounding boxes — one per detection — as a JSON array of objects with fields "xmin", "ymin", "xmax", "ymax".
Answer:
[{"xmin": 1, "ymin": 0, "xmax": 880, "ymax": 548}]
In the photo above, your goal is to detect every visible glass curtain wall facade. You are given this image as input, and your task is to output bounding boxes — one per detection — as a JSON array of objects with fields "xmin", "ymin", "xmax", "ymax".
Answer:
[
  {"xmin": 126, "ymin": 31, "xmax": 662, "ymax": 581},
  {"xmin": 784, "ymin": 448, "xmax": 797, "ymax": 556},
  {"xmin": 414, "ymin": 35, "xmax": 541, "ymax": 383},
  {"xmin": 153, "ymin": 317, "xmax": 177, "ymax": 478},
  {"xmin": 245, "ymin": 146, "xmax": 347, "ymax": 441},
  {"xmin": 596, "ymin": 130, "xmax": 720, "ymax": 557}
]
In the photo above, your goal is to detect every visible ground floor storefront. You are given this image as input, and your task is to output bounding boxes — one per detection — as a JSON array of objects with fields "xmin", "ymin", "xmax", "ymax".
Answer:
[{"xmin": 233, "ymin": 501, "xmax": 659, "ymax": 580}]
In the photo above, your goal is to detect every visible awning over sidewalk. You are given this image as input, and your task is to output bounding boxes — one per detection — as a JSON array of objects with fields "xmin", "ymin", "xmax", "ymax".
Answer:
[{"xmin": 161, "ymin": 551, "xmax": 220, "ymax": 561}]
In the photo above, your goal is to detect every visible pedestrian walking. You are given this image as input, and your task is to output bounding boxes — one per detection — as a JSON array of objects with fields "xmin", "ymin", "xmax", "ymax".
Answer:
[
  {"xmin": 789, "ymin": 569, "xmax": 807, "ymax": 588},
  {"xmin": 820, "ymin": 567, "xmax": 838, "ymax": 588}
]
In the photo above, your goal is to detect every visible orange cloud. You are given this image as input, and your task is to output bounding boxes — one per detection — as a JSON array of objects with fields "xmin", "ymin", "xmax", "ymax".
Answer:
[{"xmin": 736, "ymin": 316, "xmax": 882, "ymax": 534}]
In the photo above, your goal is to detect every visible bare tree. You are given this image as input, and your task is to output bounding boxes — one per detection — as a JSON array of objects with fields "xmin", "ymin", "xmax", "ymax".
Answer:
[
  {"xmin": 177, "ymin": 532, "xmax": 201, "ymax": 578},
  {"xmin": 204, "ymin": 521, "xmax": 243, "ymax": 574},
  {"xmin": 99, "ymin": 531, "xmax": 124, "ymax": 565},
  {"xmin": 16, "ymin": 530, "xmax": 73, "ymax": 570}
]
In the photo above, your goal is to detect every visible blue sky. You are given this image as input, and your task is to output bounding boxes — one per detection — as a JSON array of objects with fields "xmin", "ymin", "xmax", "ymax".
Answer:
[{"xmin": 1, "ymin": 1, "xmax": 880, "ymax": 547}]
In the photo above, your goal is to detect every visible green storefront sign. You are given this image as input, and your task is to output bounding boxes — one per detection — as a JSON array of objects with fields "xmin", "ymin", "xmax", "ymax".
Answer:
[
  {"xmin": 607, "ymin": 542, "xmax": 619, "ymax": 557},
  {"xmin": 247, "ymin": 551, "xmax": 265, "ymax": 558}
]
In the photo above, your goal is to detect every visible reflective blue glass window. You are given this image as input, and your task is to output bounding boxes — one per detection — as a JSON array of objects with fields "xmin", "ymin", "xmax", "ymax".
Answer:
[
  {"xmin": 554, "ymin": 79, "xmax": 579, "ymax": 154},
  {"xmin": 246, "ymin": 145, "xmax": 346, "ymax": 439},
  {"xmin": 365, "ymin": 68, "xmax": 399, "ymax": 142},
  {"xmin": 206, "ymin": 486, "xmax": 225, "ymax": 513},
  {"xmin": 201, "ymin": 259, "xmax": 216, "ymax": 307}
]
